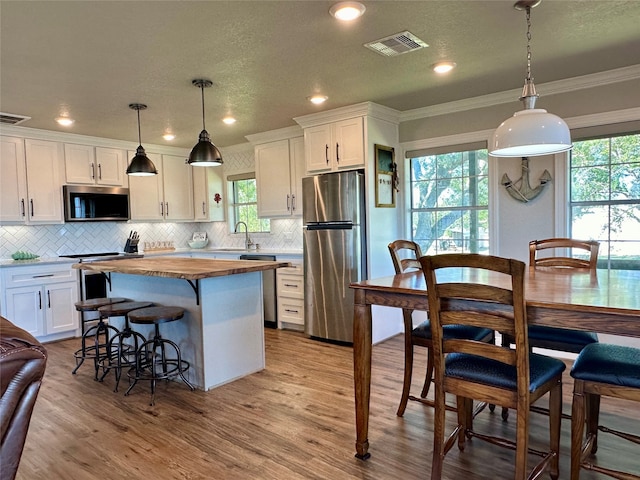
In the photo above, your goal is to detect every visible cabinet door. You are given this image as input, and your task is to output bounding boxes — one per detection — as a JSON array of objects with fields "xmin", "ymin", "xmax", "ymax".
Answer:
[
  {"xmin": 0, "ymin": 136, "xmax": 27, "ymax": 223},
  {"xmin": 304, "ymin": 124, "xmax": 333, "ymax": 173},
  {"xmin": 193, "ymin": 166, "xmax": 225, "ymax": 222},
  {"xmin": 4, "ymin": 286, "xmax": 44, "ymax": 337},
  {"xmin": 162, "ymin": 154, "xmax": 194, "ymax": 221},
  {"xmin": 64, "ymin": 143, "xmax": 95, "ymax": 184},
  {"xmin": 45, "ymin": 282, "xmax": 78, "ymax": 334},
  {"xmin": 256, "ymin": 139, "xmax": 293, "ymax": 217},
  {"xmin": 24, "ymin": 139, "xmax": 64, "ymax": 223},
  {"xmin": 289, "ymin": 136, "xmax": 305, "ymax": 216},
  {"xmin": 95, "ymin": 147, "xmax": 125, "ymax": 186},
  {"xmin": 334, "ymin": 117, "xmax": 364, "ymax": 169},
  {"xmin": 128, "ymin": 152, "xmax": 164, "ymax": 221}
]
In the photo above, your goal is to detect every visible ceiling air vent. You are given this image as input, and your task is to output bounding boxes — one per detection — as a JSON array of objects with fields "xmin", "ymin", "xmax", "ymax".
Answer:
[
  {"xmin": 364, "ymin": 31, "xmax": 428, "ymax": 57},
  {"xmin": 0, "ymin": 112, "xmax": 31, "ymax": 125}
]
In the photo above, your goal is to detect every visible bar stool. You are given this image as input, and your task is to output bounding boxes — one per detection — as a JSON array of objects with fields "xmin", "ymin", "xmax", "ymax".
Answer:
[
  {"xmin": 125, "ymin": 306, "xmax": 195, "ymax": 405},
  {"xmin": 72, "ymin": 297, "xmax": 128, "ymax": 379},
  {"xmin": 96, "ymin": 301, "xmax": 153, "ymax": 392}
]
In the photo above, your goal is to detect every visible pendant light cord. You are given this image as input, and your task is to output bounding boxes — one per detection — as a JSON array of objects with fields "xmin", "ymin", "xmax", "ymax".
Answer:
[
  {"xmin": 525, "ymin": 6, "xmax": 532, "ymax": 83},
  {"xmin": 137, "ymin": 107, "xmax": 142, "ymax": 145},
  {"xmin": 200, "ymin": 84, "xmax": 206, "ymax": 131}
]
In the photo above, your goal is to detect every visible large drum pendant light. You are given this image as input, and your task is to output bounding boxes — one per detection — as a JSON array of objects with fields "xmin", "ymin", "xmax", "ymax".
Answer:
[
  {"xmin": 188, "ymin": 79, "xmax": 223, "ymax": 166},
  {"xmin": 490, "ymin": 0, "xmax": 571, "ymax": 157},
  {"xmin": 126, "ymin": 103, "xmax": 158, "ymax": 176}
]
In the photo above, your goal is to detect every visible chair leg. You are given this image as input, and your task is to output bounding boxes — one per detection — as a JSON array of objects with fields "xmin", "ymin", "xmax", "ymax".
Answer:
[
  {"xmin": 514, "ymin": 403, "xmax": 530, "ymax": 480},
  {"xmin": 570, "ymin": 379, "xmax": 586, "ymax": 480},
  {"xmin": 548, "ymin": 380, "xmax": 562, "ymax": 480},
  {"xmin": 420, "ymin": 349, "xmax": 434, "ymax": 399},
  {"xmin": 586, "ymin": 391, "xmax": 600, "ymax": 454},
  {"xmin": 397, "ymin": 309, "xmax": 414, "ymax": 417},
  {"xmin": 431, "ymin": 387, "xmax": 446, "ymax": 480}
]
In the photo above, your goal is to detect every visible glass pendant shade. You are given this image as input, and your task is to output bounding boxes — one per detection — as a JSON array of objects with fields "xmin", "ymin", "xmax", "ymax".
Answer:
[
  {"xmin": 126, "ymin": 103, "xmax": 158, "ymax": 176},
  {"xmin": 127, "ymin": 145, "xmax": 158, "ymax": 176},
  {"xmin": 189, "ymin": 129, "xmax": 223, "ymax": 166},
  {"xmin": 490, "ymin": 108, "xmax": 572, "ymax": 157}
]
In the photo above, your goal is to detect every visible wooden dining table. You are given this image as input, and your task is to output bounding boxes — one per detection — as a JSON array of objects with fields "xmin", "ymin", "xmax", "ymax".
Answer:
[{"xmin": 350, "ymin": 266, "xmax": 640, "ymax": 460}]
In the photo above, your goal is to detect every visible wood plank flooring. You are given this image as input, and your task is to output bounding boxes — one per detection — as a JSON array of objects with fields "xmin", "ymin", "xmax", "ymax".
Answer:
[{"xmin": 16, "ymin": 329, "xmax": 639, "ymax": 479}]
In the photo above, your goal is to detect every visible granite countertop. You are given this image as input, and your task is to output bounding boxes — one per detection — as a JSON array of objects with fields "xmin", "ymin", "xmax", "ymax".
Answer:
[{"xmin": 72, "ymin": 256, "xmax": 291, "ymax": 280}]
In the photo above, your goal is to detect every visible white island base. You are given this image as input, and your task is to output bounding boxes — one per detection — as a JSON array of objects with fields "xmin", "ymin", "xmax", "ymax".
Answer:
[{"xmin": 108, "ymin": 271, "xmax": 265, "ymax": 391}]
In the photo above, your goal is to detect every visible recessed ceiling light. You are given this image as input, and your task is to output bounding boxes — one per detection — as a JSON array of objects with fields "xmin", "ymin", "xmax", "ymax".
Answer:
[
  {"xmin": 222, "ymin": 116, "xmax": 236, "ymax": 125},
  {"xmin": 329, "ymin": 2, "xmax": 366, "ymax": 21},
  {"xmin": 163, "ymin": 132, "xmax": 176, "ymax": 141},
  {"xmin": 55, "ymin": 116, "xmax": 74, "ymax": 126},
  {"xmin": 432, "ymin": 61, "xmax": 456, "ymax": 74},
  {"xmin": 308, "ymin": 95, "xmax": 328, "ymax": 105}
]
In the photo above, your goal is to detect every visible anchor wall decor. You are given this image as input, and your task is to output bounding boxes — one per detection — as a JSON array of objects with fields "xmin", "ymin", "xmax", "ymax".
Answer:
[{"xmin": 501, "ymin": 156, "xmax": 552, "ymax": 203}]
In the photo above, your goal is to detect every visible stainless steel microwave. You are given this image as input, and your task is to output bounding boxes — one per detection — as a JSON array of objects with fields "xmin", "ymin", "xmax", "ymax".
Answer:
[{"xmin": 63, "ymin": 185, "xmax": 130, "ymax": 222}]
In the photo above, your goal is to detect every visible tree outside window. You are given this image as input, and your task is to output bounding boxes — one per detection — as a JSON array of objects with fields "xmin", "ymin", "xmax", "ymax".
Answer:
[
  {"xmin": 570, "ymin": 133, "xmax": 640, "ymax": 269},
  {"xmin": 410, "ymin": 148, "xmax": 489, "ymax": 254},
  {"xmin": 229, "ymin": 175, "xmax": 270, "ymax": 233}
]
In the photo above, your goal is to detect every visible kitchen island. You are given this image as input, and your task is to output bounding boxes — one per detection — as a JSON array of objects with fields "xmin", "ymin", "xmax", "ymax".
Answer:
[{"xmin": 74, "ymin": 257, "xmax": 290, "ymax": 390}]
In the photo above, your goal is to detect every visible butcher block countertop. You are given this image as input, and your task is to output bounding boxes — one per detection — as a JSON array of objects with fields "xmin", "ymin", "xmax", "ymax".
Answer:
[{"xmin": 73, "ymin": 256, "xmax": 291, "ymax": 280}]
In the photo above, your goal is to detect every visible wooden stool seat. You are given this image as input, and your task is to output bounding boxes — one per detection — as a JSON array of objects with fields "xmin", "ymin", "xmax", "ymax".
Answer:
[
  {"xmin": 126, "ymin": 306, "xmax": 194, "ymax": 405},
  {"xmin": 97, "ymin": 301, "xmax": 153, "ymax": 391},
  {"xmin": 75, "ymin": 297, "xmax": 128, "ymax": 312}
]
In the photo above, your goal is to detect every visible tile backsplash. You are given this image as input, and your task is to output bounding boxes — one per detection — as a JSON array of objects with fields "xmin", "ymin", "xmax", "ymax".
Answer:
[{"xmin": 0, "ymin": 218, "xmax": 303, "ymax": 258}]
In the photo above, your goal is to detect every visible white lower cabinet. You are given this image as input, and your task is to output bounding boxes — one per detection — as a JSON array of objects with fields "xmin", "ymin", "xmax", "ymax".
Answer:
[
  {"xmin": 1, "ymin": 263, "xmax": 79, "ymax": 340},
  {"xmin": 276, "ymin": 258, "xmax": 304, "ymax": 330}
]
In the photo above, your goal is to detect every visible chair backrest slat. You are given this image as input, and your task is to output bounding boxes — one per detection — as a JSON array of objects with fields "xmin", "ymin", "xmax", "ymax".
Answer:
[
  {"xmin": 529, "ymin": 238, "xmax": 599, "ymax": 270},
  {"xmin": 389, "ymin": 240, "xmax": 423, "ymax": 274}
]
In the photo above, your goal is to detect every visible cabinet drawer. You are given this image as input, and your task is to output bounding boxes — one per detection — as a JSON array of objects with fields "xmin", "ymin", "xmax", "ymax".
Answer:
[
  {"xmin": 277, "ymin": 260, "xmax": 303, "ymax": 275},
  {"xmin": 2, "ymin": 264, "xmax": 76, "ymax": 287},
  {"xmin": 277, "ymin": 296, "xmax": 304, "ymax": 326},
  {"xmin": 277, "ymin": 273, "xmax": 303, "ymax": 299}
]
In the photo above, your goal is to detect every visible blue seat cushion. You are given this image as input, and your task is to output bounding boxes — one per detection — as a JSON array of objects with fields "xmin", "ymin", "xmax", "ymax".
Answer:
[
  {"xmin": 445, "ymin": 352, "xmax": 566, "ymax": 393},
  {"xmin": 412, "ymin": 321, "xmax": 493, "ymax": 342},
  {"xmin": 528, "ymin": 325, "xmax": 598, "ymax": 348},
  {"xmin": 570, "ymin": 343, "xmax": 640, "ymax": 389}
]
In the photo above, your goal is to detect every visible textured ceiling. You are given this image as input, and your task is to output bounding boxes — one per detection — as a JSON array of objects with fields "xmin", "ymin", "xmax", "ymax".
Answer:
[{"xmin": 2, "ymin": 0, "xmax": 640, "ymax": 149}]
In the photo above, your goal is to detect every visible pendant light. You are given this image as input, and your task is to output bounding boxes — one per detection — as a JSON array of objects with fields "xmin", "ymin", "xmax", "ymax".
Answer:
[
  {"xmin": 490, "ymin": 0, "xmax": 571, "ymax": 157},
  {"xmin": 126, "ymin": 103, "xmax": 158, "ymax": 176},
  {"xmin": 188, "ymin": 79, "xmax": 223, "ymax": 167}
]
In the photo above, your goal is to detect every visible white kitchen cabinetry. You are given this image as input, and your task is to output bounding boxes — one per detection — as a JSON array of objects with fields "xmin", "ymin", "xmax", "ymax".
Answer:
[
  {"xmin": 0, "ymin": 136, "xmax": 64, "ymax": 224},
  {"xmin": 255, "ymin": 136, "xmax": 305, "ymax": 217},
  {"xmin": 303, "ymin": 117, "xmax": 364, "ymax": 173},
  {"xmin": 1, "ymin": 263, "xmax": 79, "ymax": 341},
  {"xmin": 276, "ymin": 258, "xmax": 304, "ymax": 330},
  {"xmin": 193, "ymin": 166, "xmax": 225, "ymax": 222},
  {"xmin": 128, "ymin": 152, "xmax": 194, "ymax": 221},
  {"xmin": 64, "ymin": 144, "xmax": 125, "ymax": 186}
]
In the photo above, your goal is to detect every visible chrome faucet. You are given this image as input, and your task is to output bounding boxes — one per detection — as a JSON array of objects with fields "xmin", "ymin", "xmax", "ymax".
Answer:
[{"xmin": 234, "ymin": 221, "xmax": 254, "ymax": 250}]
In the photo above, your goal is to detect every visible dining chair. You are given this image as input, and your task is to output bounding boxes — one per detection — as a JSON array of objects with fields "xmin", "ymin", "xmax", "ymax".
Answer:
[
  {"xmin": 421, "ymin": 253, "xmax": 566, "ymax": 480},
  {"xmin": 388, "ymin": 240, "xmax": 494, "ymax": 417},
  {"xmin": 570, "ymin": 343, "xmax": 640, "ymax": 480}
]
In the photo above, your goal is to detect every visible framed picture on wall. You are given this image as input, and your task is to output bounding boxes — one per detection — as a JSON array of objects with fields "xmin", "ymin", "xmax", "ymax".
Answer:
[{"xmin": 375, "ymin": 144, "xmax": 395, "ymax": 208}]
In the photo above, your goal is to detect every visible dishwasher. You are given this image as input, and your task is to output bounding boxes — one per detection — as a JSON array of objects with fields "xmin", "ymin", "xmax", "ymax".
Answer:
[{"xmin": 239, "ymin": 254, "xmax": 277, "ymax": 328}]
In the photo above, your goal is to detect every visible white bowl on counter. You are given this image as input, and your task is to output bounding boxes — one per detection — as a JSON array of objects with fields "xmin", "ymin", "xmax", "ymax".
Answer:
[{"xmin": 188, "ymin": 239, "xmax": 209, "ymax": 249}]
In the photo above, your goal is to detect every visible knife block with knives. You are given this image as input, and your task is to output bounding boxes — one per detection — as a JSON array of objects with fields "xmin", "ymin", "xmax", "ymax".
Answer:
[{"xmin": 124, "ymin": 231, "xmax": 139, "ymax": 253}]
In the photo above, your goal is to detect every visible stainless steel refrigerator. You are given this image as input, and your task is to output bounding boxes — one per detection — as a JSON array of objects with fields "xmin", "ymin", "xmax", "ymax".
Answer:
[{"xmin": 303, "ymin": 170, "xmax": 367, "ymax": 343}]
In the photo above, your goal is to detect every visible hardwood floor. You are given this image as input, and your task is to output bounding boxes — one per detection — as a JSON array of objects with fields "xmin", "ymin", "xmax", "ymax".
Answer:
[{"xmin": 17, "ymin": 329, "xmax": 639, "ymax": 479}]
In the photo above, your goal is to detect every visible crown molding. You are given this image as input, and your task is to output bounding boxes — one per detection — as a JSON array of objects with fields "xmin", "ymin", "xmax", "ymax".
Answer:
[
  {"xmin": 400, "ymin": 65, "xmax": 640, "ymax": 122},
  {"xmin": 0, "ymin": 124, "xmax": 190, "ymax": 156},
  {"xmin": 294, "ymin": 101, "xmax": 401, "ymax": 128},
  {"xmin": 245, "ymin": 125, "xmax": 303, "ymax": 145}
]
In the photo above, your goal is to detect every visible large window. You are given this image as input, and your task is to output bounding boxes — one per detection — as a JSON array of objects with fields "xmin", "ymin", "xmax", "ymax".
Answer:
[
  {"xmin": 570, "ymin": 132, "xmax": 640, "ymax": 269},
  {"xmin": 228, "ymin": 173, "xmax": 270, "ymax": 233},
  {"xmin": 410, "ymin": 147, "xmax": 489, "ymax": 254}
]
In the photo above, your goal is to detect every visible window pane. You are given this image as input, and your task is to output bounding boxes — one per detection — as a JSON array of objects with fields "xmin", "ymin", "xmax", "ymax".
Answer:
[
  {"xmin": 611, "ymin": 162, "xmax": 640, "ymax": 201},
  {"xmin": 410, "ymin": 148, "xmax": 488, "ymax": 255},
  {"xmin": 571, "ymin": 138, "xmax": 610, "ymax": 167},
  {"xmin": 571, "ymin": 166, "xmax": 609, "ymax": 202}
]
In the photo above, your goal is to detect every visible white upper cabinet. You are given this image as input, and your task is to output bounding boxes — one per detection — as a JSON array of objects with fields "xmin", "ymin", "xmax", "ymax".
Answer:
[
  {"xmin": 193, "ymin": 166, "xmax": 225, "ymax": 222},
  {"xmin": 64, "ymin": 144, "xmax": 125, "ymax": 186},
  {"xmin": 303, "ymin": 117, "xmax": 364, "ymax": 173},
  {"xmin": 128, "ymin": 152, "xmax": 194, "ymax": 221},
  {"xmin": 23, "ymin": 139, "xmax": 64, "ymax": 224},
  {"xmin": 0, "ymin": 136, "xmax": 28, "ymax": 223},
  {"xmin": 255, "ymin": 136, "xmax": 305, "ymax": 218}
]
